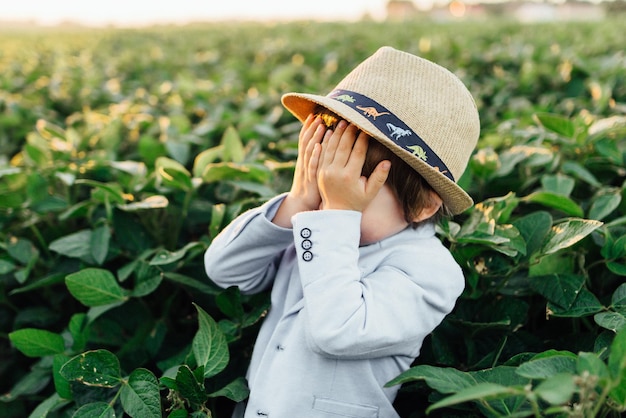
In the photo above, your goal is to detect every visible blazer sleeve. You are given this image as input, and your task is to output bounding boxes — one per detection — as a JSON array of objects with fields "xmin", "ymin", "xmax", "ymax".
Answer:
[
  {"xmin": 291, "ymin": 209, "xmax": 464, "ymax": 360},
  {"xmin": 204, "ymin": 194, "xmax": 294, "ymax": 294}
]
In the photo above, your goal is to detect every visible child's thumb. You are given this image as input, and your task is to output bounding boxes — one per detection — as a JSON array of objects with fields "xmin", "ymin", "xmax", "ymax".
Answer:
[{"xmin": 365, "ymin": 160, "xmax": 390, "ymax": 198}]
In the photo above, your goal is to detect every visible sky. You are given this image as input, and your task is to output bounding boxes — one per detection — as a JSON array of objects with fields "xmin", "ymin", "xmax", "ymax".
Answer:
[{"xmin": 0, "ymin": 0, "xmax": 413, "ymax": 26}]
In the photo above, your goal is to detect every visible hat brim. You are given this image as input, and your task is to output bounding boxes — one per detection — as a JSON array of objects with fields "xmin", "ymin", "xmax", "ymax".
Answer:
[{"xmin": 282, "ymin": 92, "xmax": 473, "ymax": 215}]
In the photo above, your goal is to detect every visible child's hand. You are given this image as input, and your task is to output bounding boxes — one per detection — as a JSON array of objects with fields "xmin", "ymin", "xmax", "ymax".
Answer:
[
  {"xmin": 318, "ymin": 121, "xmax": 390, "ymax": 212},
  {"xmin": 272, "ymin": 114, "xmax": 329, "ymax": 227}
]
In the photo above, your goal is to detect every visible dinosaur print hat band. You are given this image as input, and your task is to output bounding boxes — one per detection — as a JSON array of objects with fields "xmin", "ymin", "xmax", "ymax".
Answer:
[{"xmin": 281, "ymin": 46, "xmax": 480, "ymax": 215}]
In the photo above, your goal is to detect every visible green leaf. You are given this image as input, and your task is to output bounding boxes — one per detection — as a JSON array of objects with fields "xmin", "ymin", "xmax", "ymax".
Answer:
[
  {"xmin": 229, "ymin": 180, "xmax": 276, "ymax": 198},
  {"xmin": 175, "ymin": 365, "xmax": 206, "ymax": 410},
  {"xmin": 131, "ymin": 271, "xmax": 162, "ymax": 298},
  {"xmin": 540, "ymin": 218, "xmax": 603, "ymax": 256},
  {"xmin": 7, "ymin": 237, "xmax": 39, "ymax": 265},
  {"xmin": 595, "ymin": 312, "xmax": 626, "ymax": 333},
  {"xmin": 516, "ymin": 355, "xmax": 577, "ymax": 379},
  {"xmin": 167, "ymin": 409, "xmax": 189, "ymax": 418},
  {"xmin": 9, "ymin": 328, "xmax": 65, "ymax": 357},
  {"xmin": 471, "ymin": 366, "xmax": 530, "ymax": 386},
  {"xmin": 0, "ymin": 259, "xmax": 16, "ymax": 274},
  {"xmin": 49, "ymin": 230, "xmax": 95, "ymax": 264},
  {"xmin": 208, "ymin": 376, "xmax": 250, "ymax": 402},
  {"xmin": 27, "ymin": 393, "xmax": 68, "ymax": 418},
  {"xmin": 69, "ymin": 313, "xmax": 90, "ymax": 351},
  {"xmin": 529, "ymin": 274, "xmax": 585, "ymax": 309},
  {"xmin": 72, "ymin": 402, "xmax": 116, "ymax": 418},
  {"xmin": 36, "ymin": 119, "xmax": 67, "ymax": 141},
  {"xmin": 608, "ymin": 327, "xmax": 626, "ymax": 379},
  {"xmin": 117, "ymin": 195, "xmax": 169, "ymax": 211},
  {"xmin": 60, "ymin": 349, "xmax": 122, "ymax": 388},
  {"xmin": 53, "ymin": 354, "xmax": 73, "ymax": 400},
  {"xmin": 75, "ymin": 179, "xmax": 126, "ymax": 205},
  {"xmin": 209, "ymin": 203, "xmax": 226, "ymax": 239},
  {"xmin": 577, "ymin": 352, "xmax": 610, "ymax": 382},
  {"xmin": 65, "ymin": 268, "xmax": 127, "ymax": 307},
  {"xmin": 612, "ymin": 283, "xmax": 626, "ymax": 311},
  {"xmin": 561, "ymin": 161, "xmax": 600, "ymax": 187},
  {"xmin": 164, "ymin": 272, "xmax": 222, "ymax": 295},
  {"xmin": 535, "ymin": 113, "xmax": 576, "ymax": 138},
  {"xmin": 9, "ymin": 272, "xmax": 66, "ymax": 296},
  {"xmin": 138, "ymin": 135, "xmax": 167, "ymax": 166},
  {"xmin": 607, "ymin": 262, "xmax": 626, "ymax": 276},
  {"xmin": 426, "ymin": 383, "xmax": 516, "ymax": 414},
  {"xmin": 596, "ymin": 138, "xmax": 624, "ymax": 165},
  {"xmin": 607, "ymin": 235, "xmax": 626, "ymax": 259},
  {"xmin": 470, "ymin": 148, "xmax": 500, "ymax": 179},
  {"xmin": 385, "ymin": 365, "xmax": 476, "ymax": 393},
  {"xmin": 221, "ymin": 125, "xmax": 245, "ymax": 163},
  {"xmin": 149, "ymin": 242, "xmax": 204, "ymax": 266},
  {"xmin": 201, "ymin": 162, "xmax": 270, "ymax": 184},
  {"xmin": 156, "ymin": 157, "xmax": 193, "ymax": 191},
  {"xmin": 541, "ymin": 174, "xmax": 575, "ymax": 197},
  {"xmin": 534, "ymin": 373, "xmax": 576, "ymax": 405},
  {"xmin": 24, "ymin": 142, "xmax": 50, "ymax": 166},
  {"xmin": 0, "ymin": 365, "xmax": 50, "ymax": 401},
  {"xmin": 522, "ymin": 192, "xmax": 583, "ymax": 217},
  {"xmin": 193, "ymin": 145, "xmax": 224, "ymax": 177},
  {"xmin": 32, "ymin": 196, "xmax": 69, "ymax": 213},
  {"xmin": 216, "ymin": 286, "xmax": 245, "ymax": 320},
  {"xmin": 512, "ymin": 211, "xmax": 552, "ymax": 257},
  {"xmin": 609, "ymin": 381, "xmax": 626, "ymax": 411},
  {"xmin": 192, "ymin": 304, "xmax": 229, "ymax": 378},
  {"xmin": 608, "ymin": 328, "xmax": 626, "ymax": 407},
  {"xmin": 91, "ymin": 224, "xmax": 111, "ymax": 265},
  {"xmin": 462, "ymin": 193, "xmax": 519, "ymax": 236},
  {"xmin": 588, "ymin": 191, "xmax": 621, "ymax": 221},
  {"xmin": 548, "ymin": 287, "xmax": 603, "ymax": 318},
  {"xmin": 120, "ymin": 368, "xmax": 161, "ymax": 418}
]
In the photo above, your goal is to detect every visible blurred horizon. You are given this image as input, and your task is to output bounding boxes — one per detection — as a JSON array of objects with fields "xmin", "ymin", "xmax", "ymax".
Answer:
[{"xmin": 0, "ymin": 0, "xmax": 616, "ymax": 27}]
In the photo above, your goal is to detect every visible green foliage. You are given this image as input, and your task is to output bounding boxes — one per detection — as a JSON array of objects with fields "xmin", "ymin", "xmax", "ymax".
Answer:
[{"xmin": 1, "ymin": 18, "xmax": 625, "ymax": 417}]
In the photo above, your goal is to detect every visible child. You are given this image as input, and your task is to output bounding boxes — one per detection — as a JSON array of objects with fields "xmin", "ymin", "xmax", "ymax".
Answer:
[{"xmin": 204, "ymin": 46, "xmax": 480, "ymax": 418}]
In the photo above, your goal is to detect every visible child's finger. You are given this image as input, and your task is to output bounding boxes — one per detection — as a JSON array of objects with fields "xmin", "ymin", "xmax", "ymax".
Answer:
[
  {"xmin": 299, "ymin": 116, "xmax": 321, "ymax": 151},
  {"xmin": 321, "ymin": 120, "xmax": 348, "ymax": 165},
  {"xmin": 308, "ymin": 142, "xmax": 321, "ymax": 180},
  {"xmin": 303, "ymin": 124, "xmax": 324, "ymax": 166},
  {"xmin": 364, "ymin": 160, "xmax": 391, "ymax": 200},
  {"xmin": 331, "ymin": 124, "xmax": 360, "ymax": 166},
  {"xmin": 345, "ymin": 130, "xmax": 369, "ymax": 173},
  {"xmin": 299, "ymin": 114, "xmax": 314, "ymax": 142}
]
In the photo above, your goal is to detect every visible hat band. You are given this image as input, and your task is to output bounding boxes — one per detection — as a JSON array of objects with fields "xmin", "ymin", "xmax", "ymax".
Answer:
[{"xmin": 328, "ymin": 89, "xmax": 454, "ymax": 181}]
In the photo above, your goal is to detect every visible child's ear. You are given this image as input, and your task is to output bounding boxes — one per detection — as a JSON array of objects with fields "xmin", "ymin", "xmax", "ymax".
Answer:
[{"xmin": 411, "ymin": 191, "xmax": 443, "ymax": 223}]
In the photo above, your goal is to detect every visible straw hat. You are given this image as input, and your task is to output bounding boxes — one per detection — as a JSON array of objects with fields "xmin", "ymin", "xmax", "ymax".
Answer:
[{"xmin": 281, "ymin": 46, "xmax": 480, "ymax": 215}]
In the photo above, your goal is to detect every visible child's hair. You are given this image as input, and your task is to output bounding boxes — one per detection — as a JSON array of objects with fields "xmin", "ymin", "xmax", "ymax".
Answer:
[{"xmin": 313, "ymin": 107, "xmax": 448, "ymax": 225}]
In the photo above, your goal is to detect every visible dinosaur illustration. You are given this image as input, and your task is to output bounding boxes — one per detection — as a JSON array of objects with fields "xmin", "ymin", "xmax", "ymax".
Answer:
[
  {"xmin": 356, "ymin": 105, "xmax": 390, "ymax": 119},
  {"xmin": 334, "ymin": 94, "xmax": 355, "ymax": 103},
  {"xmin": 386, "ymin": 123, "xmax": 412, "ymax": 140},
  {"xmin": 433, "ymin": 166, "xmax": 449, "ymax": 176},
  {"xmin": 407, "ymin": 145, "xmax": 428, "ymax": 161}
]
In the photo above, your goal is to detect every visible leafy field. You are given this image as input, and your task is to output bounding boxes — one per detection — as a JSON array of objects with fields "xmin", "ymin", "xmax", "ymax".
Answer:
[{"xmin": 1, "ymin": 18, "xmax": 625, "ymax": 417}]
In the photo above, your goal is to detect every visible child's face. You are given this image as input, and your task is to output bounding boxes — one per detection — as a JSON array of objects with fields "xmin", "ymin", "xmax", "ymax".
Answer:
[{"xmin": 359, "ymin": 184, "xmax": 408, "ymax": 245}]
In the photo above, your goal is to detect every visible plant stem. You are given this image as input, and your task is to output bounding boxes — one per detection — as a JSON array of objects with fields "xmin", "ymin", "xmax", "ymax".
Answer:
[{"xmin": 29, "ymin": 223, "xmax": 51, "ymax": 259}]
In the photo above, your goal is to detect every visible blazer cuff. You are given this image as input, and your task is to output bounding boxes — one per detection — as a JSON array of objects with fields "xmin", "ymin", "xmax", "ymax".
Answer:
[{"xmin": 291, "ymin": 210, "xmax": 361, "ymax": 284}]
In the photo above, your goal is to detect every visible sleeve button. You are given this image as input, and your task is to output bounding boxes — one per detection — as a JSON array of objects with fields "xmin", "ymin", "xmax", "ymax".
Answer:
[
  {"xmin": 301, "ymin": 239, "xmax": 312, "ymax": 250},
  {"xmin": 302, "ymin": 251, "xmax": 313, "ymax": 262},
  {"xmin": 300, "ymin": 228, "xmax": 311, "ymax": 238}
]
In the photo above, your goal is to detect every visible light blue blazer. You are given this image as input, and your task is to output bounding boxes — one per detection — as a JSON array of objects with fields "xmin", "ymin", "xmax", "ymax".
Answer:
[{"xmin": 204, "ymin": 194, "xmax": 464, "ymax": 418}]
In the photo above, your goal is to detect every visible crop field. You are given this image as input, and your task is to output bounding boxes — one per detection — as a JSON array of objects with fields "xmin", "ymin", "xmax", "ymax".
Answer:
[{"xmin": 1, "ymin": 18, "xmax": 625, "ymax": 417}]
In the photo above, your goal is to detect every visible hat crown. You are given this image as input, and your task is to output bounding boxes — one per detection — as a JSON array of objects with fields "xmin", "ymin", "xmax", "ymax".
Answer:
[{"xmin": 334, "ymin": 47, "xmax": 479, "ymax": 182}]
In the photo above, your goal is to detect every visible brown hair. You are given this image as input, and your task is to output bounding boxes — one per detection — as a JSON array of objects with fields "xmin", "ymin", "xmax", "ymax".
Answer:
[{"xmin": 313, "ymin": 107, "xmax": 447, "ymax": 225}]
